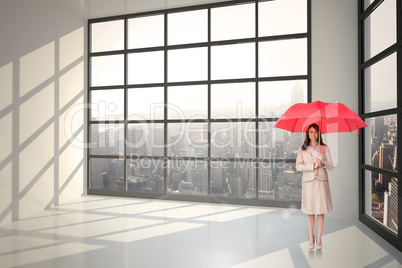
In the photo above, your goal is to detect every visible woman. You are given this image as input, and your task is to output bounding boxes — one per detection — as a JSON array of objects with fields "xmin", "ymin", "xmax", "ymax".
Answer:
[{"xmin": 296, "ymin": 123, "xmax": 334, "ymax": 250}]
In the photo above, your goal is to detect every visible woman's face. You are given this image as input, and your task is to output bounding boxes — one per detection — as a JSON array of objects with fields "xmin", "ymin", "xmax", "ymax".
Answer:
[{"xmin": 308, "ymin": 127, "xmax": 318, "ymax": 143}]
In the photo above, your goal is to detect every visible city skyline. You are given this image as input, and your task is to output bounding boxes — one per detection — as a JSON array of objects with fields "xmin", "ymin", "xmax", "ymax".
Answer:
[
  {"xmin": 90, "ymin": 117, "xmax": 305, "ymax": 202},
  {"xmin": 367, "ymin": 115, "xmax": 398, "ymax": 234}
]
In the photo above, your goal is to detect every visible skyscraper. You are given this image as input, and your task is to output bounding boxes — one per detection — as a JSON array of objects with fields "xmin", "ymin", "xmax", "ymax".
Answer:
[
  {"xmin": 90, "ymin": 124, "xmax": 104, "ymax": 189},
  {"xmin": 189, "ymin": 161, "xmax": 208, "ymax": 194},
  {"xmin": 290, "ymin": 81, "xmax": 305, "ymax": 105},
  {"xmin": 374, "ymin": 117, "xmax": 384, "ymax": 141},
  {"xmin": 378, "ymin": 143, "xmax": 394, "ymax": 187},
  {"xmin": 229, "ymin": 175, "xmax": 242, "ymax": 198},
  {"xmin": 389, "ymin": 177, "xmax": 398, "ymax": 233},
  {"xmin": 170, "ymin": 167, "xmax": 183, "ymax": 191},
  {"xmin": 211, "ymin": 165, "xmax": 224, "ymax": 193},
  {"xmin": 152, "ymin": 126, "xmax": 164, "ymax": 156},
  {"xmin": 372, "ymin": 151, "xmax": 379, "ymax": 181},
  {"xmin": 259, "ymin": 165, "xmax": 273, "ymax": 192},
  {"xmin": 127, "ymin": 126, "xmax": 148, "ymax": 156},
  {"xmin": 393, "ymin": 146, "xmax": 397, "ymax": 170}
]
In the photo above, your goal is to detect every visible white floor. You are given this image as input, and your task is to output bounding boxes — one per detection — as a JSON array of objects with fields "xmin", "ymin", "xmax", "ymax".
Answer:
[{"xmin": 0, "ymin": 196, "xmax": 401, "ymax": 268}]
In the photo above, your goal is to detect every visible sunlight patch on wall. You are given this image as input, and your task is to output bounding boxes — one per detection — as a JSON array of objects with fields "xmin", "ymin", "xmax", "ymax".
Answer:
[
  {"xmin": 58, "ymin": 165, "xmax": 84, "ymax": 204},
  {"xmin": 19, "ymin": 124, "xmax": 54, "ymax": 191},
  {"xmin": 59, "ymin": 27, "xmax": 84, "ymax": 70},
  {"xmin": 59, "ymin": 140, "xmax": 83, "ymax": 187},
  {"xmin": 0, "ymin": 162, "xmax": 12, "ymax": 225},
  {"xmin": 59, "ymin": 96, "xmax": 84, "ymax": 150},
  {"xmin": 19, "ymin": 83, "xmax": 54, "ymax": 145},
  {"xmin": 19, "ymin": 164, "xmax": 54, "ymax": 220},
  {"xmin": 59, "ymin": 61, "xmax": 84, "ymax": 110},
  {"xmin": 0, "ymin": 112, "xmax": 12, "ymax": 163},
  {"xmin": 19, "ymin": 42, "xmax": 54, "ymax": 97},
  {"xmin": 0, "ymin": 62, "xmax": 13, "ymax": 111}
]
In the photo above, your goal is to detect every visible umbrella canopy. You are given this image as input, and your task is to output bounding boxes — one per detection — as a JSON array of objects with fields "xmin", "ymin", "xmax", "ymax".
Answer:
[{"xmin": 273, "ymin": 100, "xmax": 367, "ymax": 134}]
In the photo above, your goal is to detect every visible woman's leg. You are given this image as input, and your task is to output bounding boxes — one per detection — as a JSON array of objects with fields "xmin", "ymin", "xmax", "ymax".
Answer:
[
  {"xmin": 316, "ymin": 214, "xmax": 324, "ymax": 246},
  {"xmin": 307, "ymin": 214, "xmax": 315, "ymax": 245}
]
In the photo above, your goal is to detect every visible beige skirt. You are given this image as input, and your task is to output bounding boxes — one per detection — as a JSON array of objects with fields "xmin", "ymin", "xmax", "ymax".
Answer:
[{"xmin": 301, "ymin": 178, "xmax": 333, "ymax": 215}]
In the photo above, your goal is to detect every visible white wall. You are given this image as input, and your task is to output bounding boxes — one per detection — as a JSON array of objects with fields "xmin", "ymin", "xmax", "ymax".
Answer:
[
  {"xmin": 311, "ymin": 0, "xmax": 359, "ymax": 221},
  {"xmin": 0, "ymin": 0, "xmax": 87, "ymax": 226}
]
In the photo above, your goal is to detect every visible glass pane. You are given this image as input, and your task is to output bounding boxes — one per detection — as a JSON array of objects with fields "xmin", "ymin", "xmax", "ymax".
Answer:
[
  {"xmin": 127, "ymin": 124, "xmax": 164, "ymax": 157},
  {"xmin": 91, "ymin": 55, "xmax": 124, "ymax": 87},
  {"xmin": 365, "ymin": 170, "xmax": 398, "ymax": 234},
  {"xmin": 211, "ymin": 161, "xmax": 256, "ymax": 198},
  {"xmin": 127, "ymin": 158, "xmax": 164, "ymax": 193},
  {"xmin": 128, "ymin": 51, "xmax": 164, "ymax": 84},
  {"xmin": 167, "ymin": 160, "xmax": 207, "ymax": 195},
  {"xmin": 259, "ymin": 80, "xmax": 307, "ymax": 118},
  {"xmin": 364, "ymin": 0, "xmax": 396, "ymax": 61},
  {"xmin": 211, "ymin": 43, "xmax": 255, "ymax": 80},
  {"xmin": 128, "ymin": 87, "xmax": 164, "ymax": 120},
  {"xmin": 168, "ymin": 47, "xmax": 208, "ymax": 82},
  {"xmin": 168, "ymin": 85, "xmax": 207, "ymax": 119},
  {"xmin": 90, "ymin": 124, "xmax": 124, "ymax": 156},
  {"xmin": 211, "ymin": 3, "xmax": 255, "ymax": 41},
  {"xmin": 364, "ymin": 115, "xmax": 397, "ymax": 171},
  {"xmin": 91, "ymin": 20, "xmax": 124, "ymax": 52},
  {"xmin": 167, "ymin": 123, "xmax": 208, "ymax": 158},
  {"xmin": 259, "ymin": 162, "xmax": 302, "ymax": 201},
  {"xmin": 128, "ymin": 15, "xmax": 164, "ymax": 49},
  {"xmin": 364, "ymin": 53, "xmax": 397, "ymax": 113},
  {"xmin": 168, "ymin": 10, "xmax": 207, "ymax": 45},
  {"xmin": 211, "ymin": 82, "xmax": 255, "ymax": 118},
  {"xmin": 90, "ymin": 158, "xmax": 124, "ymax": 190},
  {"xmin": 259, "ymin": 38, "xmax": 307, "ymax": 77},
  {"xmin": 259, "ymin": 0, "xmax": 307, "ymax": 37},
  {"xmin": 91, "ymin": 89, "xmax": 124, "ymax": 121},
  {"xmin": 211, "ymin": 122, "xmax": 256, "ymax": 158},
  {"xmin": 259, "ymin": 122, "xmax": 304, "ymax": 160}
]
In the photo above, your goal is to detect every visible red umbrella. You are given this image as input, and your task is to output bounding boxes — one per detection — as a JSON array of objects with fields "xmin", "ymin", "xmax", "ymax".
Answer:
[{"xmin": 273, "ymin": 100, "xmax": 367, "ymax": 135}]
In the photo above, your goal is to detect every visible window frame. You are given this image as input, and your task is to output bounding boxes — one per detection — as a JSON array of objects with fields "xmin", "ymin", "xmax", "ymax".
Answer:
[{"xmin": 358, "ymin": 0, "xmax": 402, "ymax": 251}]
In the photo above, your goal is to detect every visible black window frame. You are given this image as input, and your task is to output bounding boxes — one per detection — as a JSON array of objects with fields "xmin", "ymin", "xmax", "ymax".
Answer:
[{"xmin": 358, "ymin": 0, "xmax": 402, "ymax": 251}]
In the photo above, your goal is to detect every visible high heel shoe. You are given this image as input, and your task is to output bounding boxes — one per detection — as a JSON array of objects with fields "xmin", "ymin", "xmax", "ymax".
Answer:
[
  {"xmin": 316, "ymin": 237, "xmax": 322, "ymax": 250},
  {"xmin": 309, "ymin": 235, "xmax": 315, "ymax": 249}
]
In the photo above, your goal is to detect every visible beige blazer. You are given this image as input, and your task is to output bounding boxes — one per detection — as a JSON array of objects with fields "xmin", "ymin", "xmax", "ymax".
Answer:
[{"xmin": 296, "ymin": 145, "xmax": 334, "ymax": 182}]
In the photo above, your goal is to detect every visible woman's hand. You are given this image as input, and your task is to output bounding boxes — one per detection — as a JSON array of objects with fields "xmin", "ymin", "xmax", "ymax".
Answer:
[{"xmin": 314, "ymin": 159, "xmax": 322, "ymax": 169}]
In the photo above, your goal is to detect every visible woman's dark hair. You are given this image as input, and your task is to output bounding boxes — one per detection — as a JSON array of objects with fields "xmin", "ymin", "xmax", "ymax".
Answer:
[{"xmin": 302, "ymin": 123, "xmax": 325, "ymax": 150}]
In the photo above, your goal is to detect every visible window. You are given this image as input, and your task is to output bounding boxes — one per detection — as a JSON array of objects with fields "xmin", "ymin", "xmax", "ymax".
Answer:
[
  {"xmin": 359, "ymin": 0, "xmax": 401, "ymax": 251},
  {"xmin": 88, "ymin": 0, "xmax": 310, "ymax": 208}
]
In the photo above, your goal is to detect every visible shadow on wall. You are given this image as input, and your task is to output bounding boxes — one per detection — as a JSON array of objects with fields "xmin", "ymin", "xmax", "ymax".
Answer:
[{"xmin": 0, "ymin": 0, "xmax": 87, "ymax": 226}]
